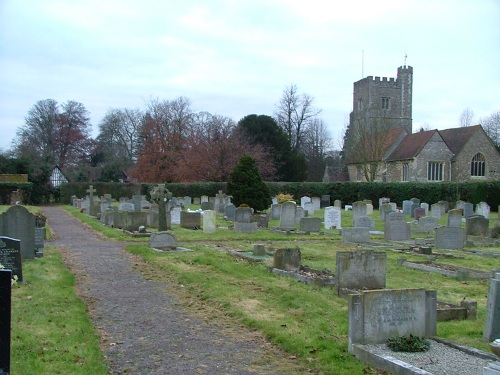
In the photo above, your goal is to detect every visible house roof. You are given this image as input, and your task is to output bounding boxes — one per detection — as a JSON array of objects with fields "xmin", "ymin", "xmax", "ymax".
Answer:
[
  {"xmin": 385, "ymin": 129, "xmax": 438, "ymax": 161},
  {"xmin": 439, "ymin": 125, "xmax": 481, "ymax": 156},
  {"xmin": 345, "ymin": 127, "xmax": 407, "ymax": 164}
]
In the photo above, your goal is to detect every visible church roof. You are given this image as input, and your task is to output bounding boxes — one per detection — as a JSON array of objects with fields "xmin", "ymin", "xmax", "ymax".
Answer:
[
  {"xmin": 439, "ymin": 125, "xmax": 482, "ymax": 157},
  {"xmin": 385, "ymin": 129, "xmax": 438, "ymax": 161}
]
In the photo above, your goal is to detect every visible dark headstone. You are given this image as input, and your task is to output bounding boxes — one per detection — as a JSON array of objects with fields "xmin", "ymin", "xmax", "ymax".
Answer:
[
  {"xmin": 274, "ymin": 247, "xmax": 301, "ymax": 272},
  {"xmin": 0, "ymin": 269, "xmax": 11, "ymax": 374},
  {"xmin": 0, "ymin": 236, "xmax": 22, "ymax": 282},
  {"xmin": 320, "ymin": 195, "xmax": 330, "ymax": 208}
]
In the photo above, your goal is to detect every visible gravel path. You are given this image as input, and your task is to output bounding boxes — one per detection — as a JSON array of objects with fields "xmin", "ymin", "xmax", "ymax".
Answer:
[{"xmin": 42, "ymin": 206, "xmax": 303, "ymax": 375}]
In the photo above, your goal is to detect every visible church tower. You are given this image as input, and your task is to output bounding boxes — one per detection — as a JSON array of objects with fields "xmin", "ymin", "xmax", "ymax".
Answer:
[{"xmin": 349, "ymin": 65, "xmax": 413, "ymax": 135}]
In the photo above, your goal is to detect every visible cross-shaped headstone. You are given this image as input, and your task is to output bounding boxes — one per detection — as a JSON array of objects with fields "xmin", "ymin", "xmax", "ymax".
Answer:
[
  {"xmin": 86, "ymin": 185, "xmax": 97, "ymax": 215},
  {"xmin": 151, "ymin": 184, "xmax": 172, "ymax": 231}
]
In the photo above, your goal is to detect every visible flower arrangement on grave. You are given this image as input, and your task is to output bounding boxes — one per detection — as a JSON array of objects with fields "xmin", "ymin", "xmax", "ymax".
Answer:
[
  {"xmin": 35, "ymin": 212, "xmax": 47, "ymax": 228},
  {"xmin": 276, "ymin": 193, "xmax": 294, "ymax": 204},
  {"xmin": 386, "ymin": 334, "xmax": 430, "ymax": 352},
  {"xmin": 0, "ymin": 263, "xmax": 18, "ymax": 286}
]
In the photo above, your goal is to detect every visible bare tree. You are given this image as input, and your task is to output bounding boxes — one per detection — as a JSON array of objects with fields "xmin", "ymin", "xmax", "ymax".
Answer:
[
  {"xmin": 481, "ymin": 109, "xmax": 500, "ymax": 149},
  {"xmin": 459, "ymin": 107, "xmax": 475, "ymax": 127},
  {"xmin": 302, "ymin": 118, "xmax": 332, "ymax": 181},
  {"xmin": 274, "ymin": 84, "xmax": 321, "ymax": 152},
  {"xmin": 343, "ymin": 114, "xmax": 399, "ymax": 182}
]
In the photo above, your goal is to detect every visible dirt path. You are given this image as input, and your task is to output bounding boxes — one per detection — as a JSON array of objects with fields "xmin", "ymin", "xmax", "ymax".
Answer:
[{"xmin": 42, "ymin": 206, "xmax": 303, "ymax": 375}]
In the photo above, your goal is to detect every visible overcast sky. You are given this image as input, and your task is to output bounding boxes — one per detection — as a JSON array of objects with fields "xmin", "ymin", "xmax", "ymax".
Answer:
[{"xmin": 1, "ymin": 0, "xmax": 499, "ymax": 151}]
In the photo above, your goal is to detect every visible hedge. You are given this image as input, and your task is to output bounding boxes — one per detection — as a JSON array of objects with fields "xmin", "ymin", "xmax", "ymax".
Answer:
[
  {"xmin": 0, "ymin": 182, "xmax": 32, "ymax": 205},
  {"xmin": 58, "ymin": 181, "xmax": 500, "ymax": 211}
]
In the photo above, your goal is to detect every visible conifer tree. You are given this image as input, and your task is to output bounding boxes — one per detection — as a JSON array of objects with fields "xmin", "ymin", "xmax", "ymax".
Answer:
[{"xmin": 227, "ymin": 154, "xmax": 271, "ymax": 212}]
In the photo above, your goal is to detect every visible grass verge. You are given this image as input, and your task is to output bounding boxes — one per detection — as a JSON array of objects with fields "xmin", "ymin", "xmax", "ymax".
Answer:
[{"xmin": 10, "ymin": 245, "xmax": 108, "ymax": 374}]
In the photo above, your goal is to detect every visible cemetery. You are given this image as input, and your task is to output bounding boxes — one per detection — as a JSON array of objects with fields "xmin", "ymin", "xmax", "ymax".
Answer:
[{"xmin": 2, "ymin": 189, "xmax": 500, "ymax": 374}]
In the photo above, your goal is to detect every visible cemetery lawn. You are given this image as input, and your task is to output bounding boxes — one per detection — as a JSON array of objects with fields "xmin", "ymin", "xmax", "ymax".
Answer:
[
  {"xmin": 57, "ymin": 205, "xmax": 500, "ymax": 374},
  {"xmin": 10, "ymin": 245, "xmax": 108, "ymax": 374}
]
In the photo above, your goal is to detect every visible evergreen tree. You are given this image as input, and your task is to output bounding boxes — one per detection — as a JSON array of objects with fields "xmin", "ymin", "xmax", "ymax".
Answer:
[{"xmin": 227, "ymin": 155, "xmax": 271, "ymax": 212}]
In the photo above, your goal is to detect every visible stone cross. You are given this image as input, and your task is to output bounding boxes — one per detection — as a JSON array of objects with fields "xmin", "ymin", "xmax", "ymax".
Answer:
[
  {"xmin": 150, "ymin": 184, "xmax": 172, "ymax": 231},
  {"xmin": 86, "ymin": 185, "xmax": 96, "ymax": 200},
  {"xmin": 86, "ymin": 185, "xmax": 97, "ymax": 215}
]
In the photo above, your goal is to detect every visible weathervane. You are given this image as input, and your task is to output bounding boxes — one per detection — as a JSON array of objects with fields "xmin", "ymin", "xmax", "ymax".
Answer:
[{"xmin": 404, "ymin": 53, "xmax": 408, "ymax": 66}]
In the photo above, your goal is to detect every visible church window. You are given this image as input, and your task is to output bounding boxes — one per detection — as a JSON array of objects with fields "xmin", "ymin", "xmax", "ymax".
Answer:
[
  {"xmin": 402, "ymin": 163, "xmax": 409, "ymax": 181},
  {"xmin": 381, "ymin": 97, "xmax": 390, "ymax": 110},
  {"xmin": 471, "ymin": 153, "xmax": 485, "ymax": 177},
  {"xmin": 427, "ymin": 162, "xmax": 443, "ymax": 181}
]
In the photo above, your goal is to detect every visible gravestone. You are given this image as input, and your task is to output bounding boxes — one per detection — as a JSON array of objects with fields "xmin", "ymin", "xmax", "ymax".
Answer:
[
  {"xmin": 183, "ymin": 196, "xmax": 192, "ymax": 206},
  {"xmin": 200, "ymin": 201, "xmax": 214, "ymax": 211},
  {"xmin": 295, "ymin": 206, "xmax": 306, "ymax": 225},
  {"xmin": 352, "ymin": 201, "xmax": 367, "ymax": 225},
  {"xmin": 384, "ymin": 212, "xmax": 410, "ymax": 241},
  {"xmin": 122, "ymin": 211, "xmax": 148, "ymax": 232},
  {"xmin": 180, "ymin": 211, "xmax": 201, "ymax": 229},
  {"xmin": 378, "ymin": 197, "xmax": 390, "ymax": 208},
  {"xmin": 200, "ymin": 195, "xmax": 209, "ymax": 203},
  {"xmin": 148, "ymin": 185, "xmax": 172, "ymax": 230},
  {"xmin": 354, "ymin": 216, "xmax": 375, "ymax": 231},
  {"xmin": 86, "ymin": 185, "xmax": 98, "ymax": 216},
  {"xmin": 270, "ymin": 204, "xmax": 282, "ymax": 220},
  {"xmin": 333, "ymin": 199, "xmax": 342, "ymax": 209},
  {"xmin": 447, "ymin": 208, "xmax": 463, "ymax": 227},
  {"xmin": 300, "ymin": 196, "xmax": 311, "ymax": 208},
  {"xmin": 348, "ymin": 288, "xmax": 437, "ymax": 350},
  {"xmin": 341, "ymin": 227, "xmax": 370, "ymax": 244},
  {"xmin": 234, "ymin": 222, "xmax": 258, "ymax": 233},
  {"xmin": 215, "ymin": 190, "xmax": 226, "ymax": 214},
  {"xmin": 312, "ymin": 197, "xmax": 321, "ymax": 211},
  {"xmin": 418, "ymin": 216, "xmax": 439, "ymax": 232},
  {"xmin": 132, "ymin": 194, "xmax": 142, "ymax": 213},
  {"xmin": 148, "ymin": 231, "xmax": 177, "ymax": 250},
  {"xmin": 410, "ymin": 197, "xmax": 420, "ymax": 218},
  {"xmin": 476, "ymin": 201, "xmax": 491, "ymax": 219},
  {"xmin": 324, "ymin": 206, "xmax": 341, "ymax": 229},
  {"xmin": 0, "ymin": 237, "xmax": 22, "ymax": 282},
  {"xmin": 435, "ymin": 226, "xmax": 466, "ymax": 249},
  {"xmin": 483, "ymin": 272, "xmax": 500, "ymax": 342},
  {"xmin": 0, "ymin": 269, "xmax": 11, "ymax": 374},
  {"xmin": 252, "ymin": 214, "xmax": 269, "ymax": 228},
  {"xmin": 320, "ymin": 195, "xmax": 330, "ymax": 208},
  {"xmin": 279, "ymin": 201, "xmax": 297, "ymax": 230},
  {"xmin": 119, "ymin": 202, "xmax": 134, "ymax": 212},
  {"xmin": 438, "ymin": 200, "xmax": 449, "ymax": 212},
  {"xmin": 171, "ymin": 207, "xmax": 182, "ymax": 225},
  {"xmin": 224, "ymin": 204, "xmax": 236, "ymax": 221},
  {"xmin": 299, "ymin": 217, "xmax": 322, "ymax": 233},
  {"xmin": 364, "ymin": 202, "xmax": 373, "ymax": 216},
  {"xmin": 193, "ymin": 197, "xmax": 201, "ymax": 205},
  {"xmin": 274, "ymin": 247, "xmax": 301, "ymax": 272},
  {"xmin": 413, "ymin": 207, "xmax": 425, "ymax": 221},
  {"xmin": 464, "ymin": 202, "xmax": 474, "ymax": 218},
  {"xmin": 203, "ymin": 210, "xmax": 216, "ymax": 234},
  {"xmin": 336, "ymin": 250, "xmax": 386, "ymax": 296},
  {"xmin": 431, "ymin": 202, "xmax": 444, "ymax": 218},
  {"xmin": 466, "ymin": 215, "xmax": 490, "ymax": 237},
  {"xmin": 379, "ymin": 203, "xmax": 393, "ymax": 221},
  {"xmin": 0, "ymin": 205, "xmax": 35, "ymax": 260},
  {"xmin": 252, "ymin": 244, "xmax": 266, "ymax": 256},
  {"xmin": 420, "ymin": 202, "xmax": 429, "ymax": 216},
  {"xmin": 34, "ymin": 227, "xmax": 45, "ymax": 257},
  {"xmin": 402, "ymin": 200, "xmax": 412, "ymax": 216},
  {"xmin": 235, "ymin": 207, "xmax": 252, "ymax": 223},
  {"xmin": 303, "ymin": 201, "xmax": 315, "ymax": 216}
]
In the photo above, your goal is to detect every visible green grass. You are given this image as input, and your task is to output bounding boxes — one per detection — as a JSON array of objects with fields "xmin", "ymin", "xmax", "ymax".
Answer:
[{"xmin": 10, "ymin": 246, "xmax": 108, "ymax": 374}]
